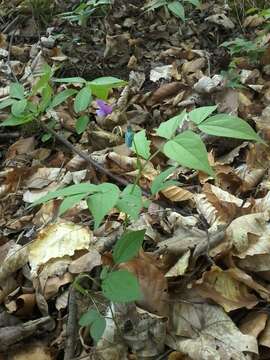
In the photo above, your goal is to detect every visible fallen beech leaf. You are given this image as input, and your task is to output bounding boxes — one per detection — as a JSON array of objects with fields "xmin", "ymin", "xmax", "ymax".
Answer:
[
  {"xmin": 260, "ymin": 318, "xmax": 270, "ymax": 348},
  {"xmin": 69, "ymin": 249, "xmax": 102, "ymax": 274},
  {"xmin": 150, "ymin": 82, "xmax": 185, "ymax": 104},
  {"xmin": 161, "ymin": 185, "xmax": 193, "ymax": 202},
  {"xmin": 6, "ymin": 137, "xmax": 35, "ymax": 160},
  {"xmin": 43, "ymin": 272, "xmax": 73, "ymax": 300},
  {"xmin": 227, "ymin": 212, "xmax": 270, "ymax": 257},
  {"xmin": 6, "ymin": 293, "xmax": 36, "ymax": 317},
  {"xmin": 9, "ymin": 341, "xmax": 53, "ymax": 360},
  {"xmin": 194, "ymin": 265, "xmax": 269, "ymax": 312},
  {"xmin": 119, "ymin": 252, "xmax": 168, "ymax": 316},
  {"xmin": 0, "ymin": 244, "xmax": 29, "ymax": 285},
  {"xmin": 29, "ymin": 221, "xmax": 93, "ymax": 275},
  {"xmin": 239, "ymin": 312, "xmax": 268, "ymax": 339},
  {"xmin": 182, "ymin": 58, "xmax": 206, "ymax": 74},
  {"xmin": 165, "ymin": 250, "xmax": 191, "ymax": 277},
  {"xmin": 167, "ymin": 290, "xmax": 258, "ymax": 359}
]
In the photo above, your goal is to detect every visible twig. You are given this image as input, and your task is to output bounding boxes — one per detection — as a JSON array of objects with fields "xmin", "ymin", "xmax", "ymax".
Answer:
[
  {"xmin": 40, "ymin": 123, "xmax": 190, "ymax": 216},
  {"xmin": 7, "ymin": 30, "xmax": 18, "ymax": 83},
  {"xmin": 64, "ymin": 287, "xmax": 78, "ymax": 360},
  {"xmin": 0, "ymin": 132, "xmax": 20, "ymax": 139},
  {"xmin": 41, "ymin": 123, "xmax": 131, "ymax": 188}
]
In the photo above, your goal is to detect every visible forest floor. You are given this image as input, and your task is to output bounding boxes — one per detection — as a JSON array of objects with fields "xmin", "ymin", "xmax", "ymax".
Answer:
[{"xmin": 1, "ymin": 1, "xmax": 270, "ymax": 359}]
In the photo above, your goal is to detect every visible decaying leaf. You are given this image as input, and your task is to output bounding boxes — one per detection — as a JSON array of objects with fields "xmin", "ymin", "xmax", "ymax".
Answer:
[
  {"xmin": 29, "ymin": 221, "xmax": 93, "ymax": 275},
  {"xmin": 194, "ymin": 265, "xmax": 270, "ymax": 312},
  {"xmin": 166, "ymin": 289, "xmax": 258, "ymax": 360}
]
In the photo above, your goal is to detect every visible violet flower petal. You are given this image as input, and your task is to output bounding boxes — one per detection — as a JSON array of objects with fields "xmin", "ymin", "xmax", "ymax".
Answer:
[{"xmin": 96, "ymin": 99, "xmax": 113, "ymax": 117}]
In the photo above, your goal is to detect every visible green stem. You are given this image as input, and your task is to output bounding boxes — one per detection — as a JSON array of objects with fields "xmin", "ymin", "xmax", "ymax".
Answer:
[{"xmin": 131, "ymin": 142, "xmax": 162, "ymax": 194}]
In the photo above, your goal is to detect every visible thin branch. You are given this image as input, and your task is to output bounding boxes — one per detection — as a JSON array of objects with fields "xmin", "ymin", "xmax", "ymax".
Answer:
[
  {"xmin": 64, "ymin": 287, "xmax": 78, "ymax": 360},
  {"xmin": 41, "ymin": 123, "xmax": 190, "ymax": 216}
]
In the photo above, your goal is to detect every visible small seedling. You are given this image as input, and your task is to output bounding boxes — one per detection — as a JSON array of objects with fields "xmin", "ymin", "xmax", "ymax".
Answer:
[{"xmin": 143, "ymin": 0, "xmax": 201, "ymax": 21}]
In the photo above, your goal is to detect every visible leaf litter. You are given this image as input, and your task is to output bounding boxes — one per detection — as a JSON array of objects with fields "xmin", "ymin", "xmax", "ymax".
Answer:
[{"xmin": 1, "ymin": 0, "xmax": 270, "ymax": 359}]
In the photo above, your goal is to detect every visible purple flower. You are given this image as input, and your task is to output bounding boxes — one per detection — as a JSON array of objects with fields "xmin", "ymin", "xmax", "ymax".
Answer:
[{"xmin": 96, "ymin": 99, "xmax": 113, "ymax": 117}]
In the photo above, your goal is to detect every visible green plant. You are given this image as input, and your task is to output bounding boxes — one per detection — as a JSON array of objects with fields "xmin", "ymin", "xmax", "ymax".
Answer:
[
  {"xmin": 0, "ymin": 66, "xmax": 126, "ymax": 139},
  {"xmin": 60, "ymin": 0, "xmax": 111, "ymax": 26},
  {"xmin": 29, "ymin": 104, "xmax": 262, "ymax": 222},
  {"xmin": 143, "ymin": 0, "xmax": 200, "ymax": 21},
  {"xmin": 75, "ymin": 229, "xmax": 145, "ymax": 342},
  {"xmin": 1, "ymin": 69, "xmax": 263, "ymax": 342},
  {"xmin": 29, "ymin": 104, "xmax": 262, "ymax": 342},
  {"xmin": 221, "ymin": 37, "xmax": 266, "ymax": 63},
  {"xmin": 22, "ymin": 0, "xmax": 55, "ymax": 25},
  {"xmin": 220, "ymin": 65, "xmax": 245, "ymax": 89}
]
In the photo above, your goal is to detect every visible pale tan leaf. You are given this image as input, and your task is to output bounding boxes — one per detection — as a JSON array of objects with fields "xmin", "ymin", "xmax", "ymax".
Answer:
[
  {"xmin": 29, "ymin": 221, "xmax": 93, "ymax": 275},
  {"xmin": 69, "ymin": 249, "xmax": 101, "ymax": 274},
  {"xmin": 227, "ymin": 212, "xmax": 270, "ymax": 257},
  {"xmin": 239, "ymin": 312, "xmax": 268, "ymax": 339},
  {"xmin": 161, "ymin": 186, "xmax": 193, "ymax": 202},
  {"xmin": 0, "ymin": 244, "xmax": 29, "ymax": 285},
  {"xmin": 194, "ymin": 265, "xmax": 269, "ymax": 312},
  {"xmin": 260, "ymin": 318, "xmax": 270, "ymax": 348},
  {"xmin": 166, "ymin": 289, "xmax": 258, "ymax": 360},
  {"xmin": 6, "ymin": 137, "xmax": 36, "ymax": 160},
  {"xmin": 165, "ymin": 250, "xmax": 191, "ymax": 277},
  {"xmin": 119, "ymin": 252, "xmax": 168, "ymax": 316}
]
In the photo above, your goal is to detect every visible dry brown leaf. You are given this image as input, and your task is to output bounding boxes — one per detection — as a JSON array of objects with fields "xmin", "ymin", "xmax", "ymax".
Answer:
[
  {"xmin": 194, "ymin": 265, "xmax": 270, "ymax": 312},
  {"xmin": 149, "ymin": 82, "xmax": 186, "ymax": 104},
  {"xmin": 69, "ymin": 249, "xmax": 101, "ymax": 274},
  {"xmin": 0, "ymin": 244, "xmax": 29, "ymax": 285},
  {"xmin": 6, "ymin": 137, "xmax": 35, "ymax": 160},
  {"xmin": 8, "ymin": 341, "xmax": 53, "ymax": 360},
  {"xmin": 182, "ymin": 58, "xmax": 206, "ymax": 75},
  {"xmin": 227, "ymin": 212, "xmax": 270, "ymax": 258},
  {"xmin": 44, "ymin": 272, "xmax": 73, "ymax": 300},
  {"xmin": 239, "ymin": 312, "xmax": 268, "ymax": 339},
  {"xmin": 165, "ymin": 250, "xmax": 190, "ymax": 277},
  {"xmin": 119, "ymin": 252, "xmax": 168, "ymax": 316},
  {"xmin": 260, "ymin": 318, "xmax": 270, "ymax": 348},
  {"xmin": 29, "ymin": 221, "xmax": 93, "ymax": 275},
  {"xmin": 166, "ymin": 289, "xmax": 258, "ymax": 360},
  {"xmin": 6, "ymin": 293, "xmax": 36, "ymax": 317},
  {"xmin": 161, "ymin": 185, "xmax": 193, "ymax": 202}
]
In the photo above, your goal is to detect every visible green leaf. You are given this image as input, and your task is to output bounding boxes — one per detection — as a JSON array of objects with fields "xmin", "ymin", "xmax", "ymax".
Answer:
[
  {"xmin": 116, "ymin": 184, "xmax": 143, "ymax": 220},
  {"xmin": 102, "ymin": 270, "xmax": 142, "ymax": 302},
  {"xmin": 79, "ymin": 309, "xmax": 106, "ymax": 343},
  {"xmin": 30, "ymin": 183, "xmax": 97, "ymax": 207},
  {"xmin": 50, "ymin": 89, "xmax": 78, "ymax": 109},
  {"xmin": 87, "ymin": 183, "xmax": 120, "ymax": 229},
  {"xmin": 41, "ymin": 133, "xmax": 52, "ymax": 142},
  {"xmin": 59, "ymin": 193, "xmax": 86, "ymax": 216},
  {"xmin": 163, "ymin": 130, "xmax": 214, "ymax": 176},
  {"xmin": 156, "ymin": 110, "xmax": 186, "ymax": 139},
  {"xmin": 144, "ymin": 0, "xmax": 167, "ymax": 10},
  {"xmin": 76, "ymin": 115, "xmax": 90, "ymax": 134},
  {"xmin": 198, "ymin": 114, "xmax": 262, "ymax": 142},
  {"xmin": 167, "ymin": 1, "xmax": 185, "ymax": 20},
  {"xmin": 31, "ymin": 65, "xmax": 53, "ymax": 95},
  {"xmin": 184, "ymin": 0, "xmax": 200, "ymax": 6},
  {"xmin": 189, "ymin": 106, "xmax": 217, "ymax": 125},
  {"xmin": 89, "ymin": 77, "xmax": 127, "ymax": 100},
  {"xmin": 53, "ymin": 77, "xmax": 86, "ymax": 84},
  {"xmin": 151, "ymin": 167, "xmax": 180, "ymax": 194},
  {"xmin": 0, "ymin": 114, "xmax": 33, "ymax": 126},
  {"xmin": 11, "ymin": 99, "xmax": 27, "ymax": 117},
  {"xmin": 39, "ymin": 84, "xmax": 52, "ymax": 112},
  {"xmin": 9, "ymin": 83, "xmax": 25, "ymax": 100},
  {"xmin": 0, "ymin": 98, "xmax": 15, "ymax": 110},
  {"xmin": 113, "ymin": 229, "xmax": 145, "ymax": 264},
  {"xmin": 74, "ymin": 86, "xmax": 92, "ymax": 113},
  {"xmin": 131, "ymin": 130, "xmax": 151, "ymax": 160}
]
